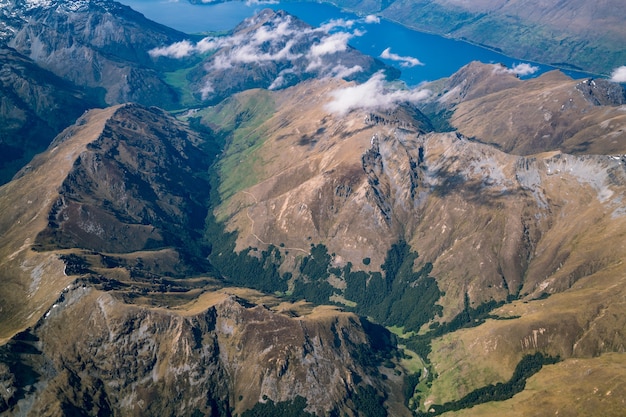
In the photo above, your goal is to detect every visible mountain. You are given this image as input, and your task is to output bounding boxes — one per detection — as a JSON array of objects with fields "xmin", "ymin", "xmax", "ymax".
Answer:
[
  {"xmin": 196, "ymin": 75, "xmax": 626, "ymax": 415},
  {"xmin": 0, "ymin": 103, "xmax": 408, "ymax": 417},
  {"xmin": 150, "ymin": 8, "xmax": 400, "ymax": 106},
  {"xmin": 420, "ymin": 61, "xmax": 626, "ymax": 155},
  {"xmin": 1, "ymin": 0, "xmax": 190, "ymax": 107},
  {"xmin": 0, "ymin": 286, "xmax": 400, "ymax": 416},
  {"xmin": 2, "ymin": 2, "xmax": 626, "ymax": 416},
  {"xmin": 0, "ymin": 47, "xmax": 103, "ymax": 184},
  {"xmin": 0, "ymin": 104, "xmax": 213, "ymax": 339},
  {"xmin": 323, "ymin": 0, "xmax": 626, "ymax": 76}
]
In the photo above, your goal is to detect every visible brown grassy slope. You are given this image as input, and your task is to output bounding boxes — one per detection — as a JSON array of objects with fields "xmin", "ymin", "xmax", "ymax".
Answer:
[
  {"xmin": 201, "ymin": 77, "xmax": 626, "ymax": 319},
  {"xmin": 423, "ymin": 62, "xmax": 626, "ymax": 155},
  {"xmin": 0, "ymin": 106, "xmax": 121, "ymax": 342}
]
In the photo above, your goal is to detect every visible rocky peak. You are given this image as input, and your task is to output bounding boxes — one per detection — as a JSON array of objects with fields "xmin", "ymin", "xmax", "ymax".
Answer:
[{"xmin": 575, "ymin": 77, "xmax": 626, "ymax": 106}]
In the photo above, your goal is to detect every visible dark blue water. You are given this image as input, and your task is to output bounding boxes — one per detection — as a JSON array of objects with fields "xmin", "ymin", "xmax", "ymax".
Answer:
[{"xmin": 120, "ymin": 0, "xmax": 590, "ymax": 84}]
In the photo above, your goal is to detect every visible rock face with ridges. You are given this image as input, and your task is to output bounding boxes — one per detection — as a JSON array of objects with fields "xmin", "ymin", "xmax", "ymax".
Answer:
[
  {"xmin": 0, "ymin": 285, "xmax": 396, "ymax": 416},
  {"xmin": 33, "ymin": 104, "xmax": 211, "ymax": 254},
  {"xmin": 0, "ymin": 103, "xmax": 212, "ymax": 340}
]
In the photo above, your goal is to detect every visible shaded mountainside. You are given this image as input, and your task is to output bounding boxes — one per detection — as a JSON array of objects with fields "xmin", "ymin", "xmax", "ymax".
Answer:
[
  {"xmin": 323, "ymin": 0, "xmax": 626, "ymax": 76},
  {"xmin": 420, "ymin": 62, "xmax": 626, "ymax": 155},
  {"xmin": 0, "ymin": 104, "xmax": 213, "ymax": 340},
  {"xmin": 0, "ymin": 47, "xmax": 103, "ymax": 184}
]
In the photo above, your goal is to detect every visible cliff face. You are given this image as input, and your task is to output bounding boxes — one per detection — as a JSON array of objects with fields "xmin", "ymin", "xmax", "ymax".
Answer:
[{"xmin": 0, "ymin": 286, "xmax": 396, "ymax": 416}]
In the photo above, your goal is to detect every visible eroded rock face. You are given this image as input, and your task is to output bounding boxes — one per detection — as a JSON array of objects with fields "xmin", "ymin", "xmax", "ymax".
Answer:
[{"xmin": 0, "ymin": 286, "xmax": 395, "ymax": 416}]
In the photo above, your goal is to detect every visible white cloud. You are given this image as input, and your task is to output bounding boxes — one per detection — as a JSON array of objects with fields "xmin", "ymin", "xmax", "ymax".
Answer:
[
  {"xmin": 380, "ymin": 48, "xmax": 424, "ymax": 68},
  {"xmin": 325, "ymin": 72, "xmax": 431, "ymax": 116},
  {"xmin": 306, "ymin": 31, "xmax": 360, "ymax": 71},
  {"xmin": 494, "ymin": 62, "xmax": 539, "ymax": 77},
  {"xmin": 319, "ymin": 18, "xmax": 355, "ymax": 32},
  {"xmin": 149, "ymin": 40, "xmax": 196, "ymax": 58},
  {"xmin": 309, "ymin": 32, "xmax": 353, "ymax": 57},
  {"xmin": 330, "ymin": 64, "xmax": 364, "ymax": 79},
  {"xmin": 269, "ymin": 68, "xmax": 296, "ymax": 90},
  {"xmin": 245, "ymin": 0, "xmax": 278, "ymax": 5},
  {"xmin": 200, "ymin": 81, "xmax": 214, "ymax": 100},
  {"xmin": 509, "ymin": 63, "xmax": 539, "ymax": 76},
  {"xmin": 364, "ymin": 15, "xmax": 380, "ymax": 24},
  {"xmin": 610, "ymin": 66, "xmax": 626, "ymax": 83}
]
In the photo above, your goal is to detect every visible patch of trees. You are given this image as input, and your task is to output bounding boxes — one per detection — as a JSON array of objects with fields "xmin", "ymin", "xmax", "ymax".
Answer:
[
  {"xmin": 349, "ymin": 386, "xmax": 387, "ymax": 417},
  {"xmin": 204, "ymin": 212, "xmax": 290, "ymax": 294},
  {"xmin": 344, "ymin": 241, "xmax": 442, "ymax": 333},
  {"xmin": 414, "ymin": 352, "xmax": 560, "ymax": 416},
  {"xmin": 403, "ymin": 294, "xmax": 508, "ymax": 361},
  {"xmin": 241, "ymin": 396, "xmax": 316, "ymax": 417},
  {"xmin": 292, "ymin": 240, "xmax": 443, "ymax": 335}
]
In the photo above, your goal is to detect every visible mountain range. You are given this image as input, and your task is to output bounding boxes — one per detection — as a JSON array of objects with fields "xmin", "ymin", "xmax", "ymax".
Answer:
[{"xmin": 1, "ymin": 0, "xmax": 626, "ymax": 416}]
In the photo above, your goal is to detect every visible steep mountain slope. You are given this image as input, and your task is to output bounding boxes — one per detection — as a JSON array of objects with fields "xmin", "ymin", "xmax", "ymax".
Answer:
[
  {"xmin": 198, "ymin": 76, "xmax": 626, "ymax": 414},
  {"xmin": 0, "ymin": 47, "xmax": 103, "ymax": 184},
  {"xmin": 421, "ymin": 62, "xmax": 626, "ymax": 155},
  {"xmin": 1, "ymin": 2, "xmax": 625, "ymax": 416},
  {"xmin": 1, "ymin": 0, "xmax": 189, "ymax": 106},
  {"xmin": 0, "ymin": 104, "xmax": 212, "ymax": 340},
  {"xmin": 323, "ymin": 0, "xmax": 626, "ymax": 75}
]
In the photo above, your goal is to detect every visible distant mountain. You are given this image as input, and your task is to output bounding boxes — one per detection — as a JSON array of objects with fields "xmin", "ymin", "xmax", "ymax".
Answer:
[
  {"xmin": 1, "ymin": 0, "xmax": 190, "ymax": 106},
  {"xmin": 315, "ymin": 0, "xmax": 626, "ymax": 76},
  {"xmin": 150, "ymin": 9, "xmax": 400, "ymax": 105}
]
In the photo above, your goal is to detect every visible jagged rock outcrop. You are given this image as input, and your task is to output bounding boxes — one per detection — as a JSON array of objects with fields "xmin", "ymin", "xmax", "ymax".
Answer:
[{"xmin": 0, "ymin": 285, "xmax": 397, "ymax": 416}]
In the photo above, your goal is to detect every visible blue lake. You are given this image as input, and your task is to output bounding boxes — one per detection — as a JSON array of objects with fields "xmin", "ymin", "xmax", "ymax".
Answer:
[{"xmin": 120, "ymin": 0, "xmax": 589, "ymax": 85}]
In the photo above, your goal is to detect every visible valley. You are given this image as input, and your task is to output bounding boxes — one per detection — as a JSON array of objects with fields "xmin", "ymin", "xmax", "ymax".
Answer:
[{"xmin": 0, "ymin": 0, "xmax": 625, "ymax": 416}]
